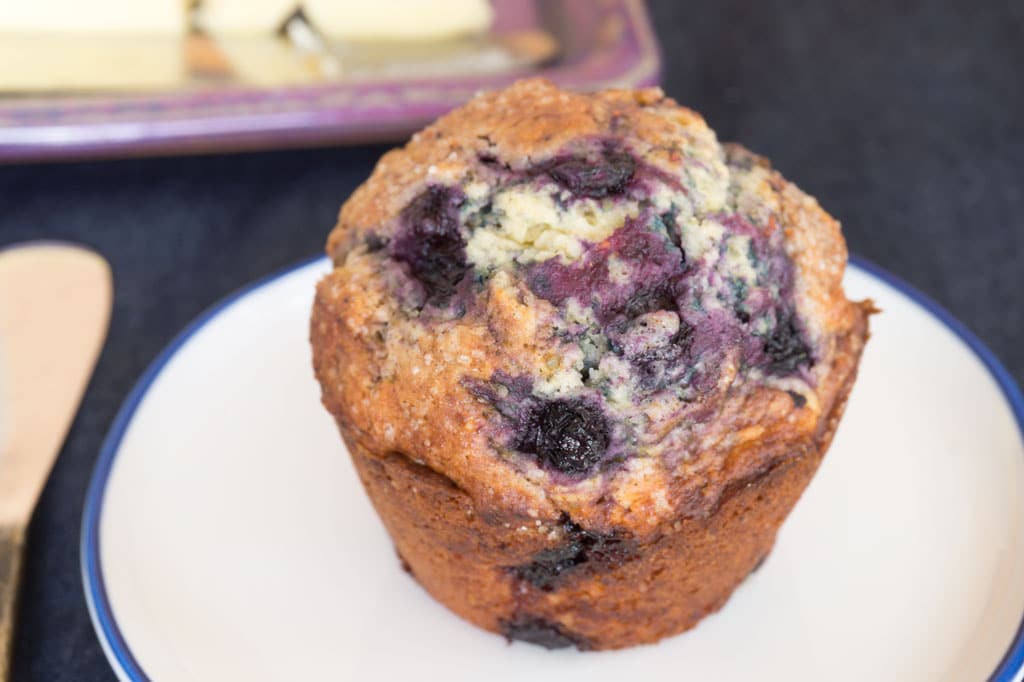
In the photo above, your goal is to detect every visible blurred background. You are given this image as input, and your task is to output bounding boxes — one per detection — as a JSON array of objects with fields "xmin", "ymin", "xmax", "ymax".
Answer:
[{"xmin": 0, "ymin": 1, "xmax": 1021, "ymax": 679}]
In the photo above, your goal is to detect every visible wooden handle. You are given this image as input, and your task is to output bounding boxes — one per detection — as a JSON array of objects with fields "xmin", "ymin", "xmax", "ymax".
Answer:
[{"xmin": 0, "ymin": 524, "xmax": 25, "ymax": 681}]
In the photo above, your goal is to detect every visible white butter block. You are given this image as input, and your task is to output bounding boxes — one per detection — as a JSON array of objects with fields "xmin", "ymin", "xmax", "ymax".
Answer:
[
  {"xmin": 0, "ymin": 35, "xmax": 185, "ymax": 90},
  {"xmin": 214, "ymin": 37, "xmax": 322, "ymax": 85},
  {"xmin": 303, "ymin": 0, "xmax": 493, "ymax": 41},
  {"xmin": 0, "ymin": 0, "xmax": 186, "ymax": 34},
  {"xmin": 193, "ymin": 0, "xmax": 298, "ymax": 35}
]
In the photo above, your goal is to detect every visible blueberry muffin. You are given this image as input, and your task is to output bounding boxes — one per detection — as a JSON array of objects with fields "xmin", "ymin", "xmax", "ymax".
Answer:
[{"xmin": 311, "ymin": 79, "xmax": 871, "ymax": 650}]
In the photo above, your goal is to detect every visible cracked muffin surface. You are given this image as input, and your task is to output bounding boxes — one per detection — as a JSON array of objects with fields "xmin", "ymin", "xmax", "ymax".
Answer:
[{"xmin": 311, "ymin": 78, "xmax": 871, "ymax": 649}]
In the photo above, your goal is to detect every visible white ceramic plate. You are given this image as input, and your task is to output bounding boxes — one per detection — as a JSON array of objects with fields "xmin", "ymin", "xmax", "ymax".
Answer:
[{"xmin": 82, "ymin": 257, "xmax": 1024, "ymax": 682}]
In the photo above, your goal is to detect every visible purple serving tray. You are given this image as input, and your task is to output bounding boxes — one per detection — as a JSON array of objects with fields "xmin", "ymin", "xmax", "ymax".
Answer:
[{"xmin": 0, "ymin": 0, "xmax": 660, "ymax": 162}]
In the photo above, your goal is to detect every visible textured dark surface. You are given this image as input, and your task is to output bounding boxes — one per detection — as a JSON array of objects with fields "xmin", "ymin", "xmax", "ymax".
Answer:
[{"xmin": 1, "ymin": 1, "xmax": 1021, "ymax": 679}]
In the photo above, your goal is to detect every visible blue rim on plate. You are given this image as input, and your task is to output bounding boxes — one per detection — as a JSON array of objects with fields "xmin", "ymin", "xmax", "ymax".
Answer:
[{"xmin": 80, "ymin": 255, "xmax": 1024, "ymax": 682}]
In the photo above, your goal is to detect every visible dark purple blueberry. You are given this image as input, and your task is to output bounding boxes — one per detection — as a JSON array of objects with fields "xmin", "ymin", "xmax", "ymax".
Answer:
[
  {"xmin": 391, "ymin": 186, "xmax": 467, "ymax": 304},
  {"xmin": 546, "ymin": 148, "xmax": 636, "ymax": 199},
  {"xmin": 618, "ymin": 284, "xmax": 678, "ymax": 320},
  {"xmin": 511, "ymin": 542, "xmax": 587, "ymax": 591},
  {"xmin": 763, "ymin": 314, "xmax": 813, "ymax": 374},
  {"xmin": 501, "ymin": 616, "xmax": 588, "ymax": 650},
  {"xmin": 364, "ymin": 232, "xmax": 388, "ymax": 252},
  {"xmin": 517, "ymin": 399, "xmax": 610, "ymax": 474},
  {"xmin": 509, "ymin": 515, "xmax": 635, "ymax": 590},
  {"xmin": 661, "ymin": 212, "xmax": 687, "ymax": 265},
  {"xmin": 787, "ymin": 390, "xmax": 807, "ymax": 408},
  {"xmin": 603, "ymin": 281, "xmax": 682, "ymax": 340}
]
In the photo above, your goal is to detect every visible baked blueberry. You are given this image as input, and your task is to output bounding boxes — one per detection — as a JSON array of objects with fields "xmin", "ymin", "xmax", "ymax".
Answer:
[
  {"xmin": 391, "ymin": 186, "xmax": 467, "ymax": 304},
  {"xmin": 364, "ymin": 232, "xmax": 388, "ymax": 253},
  {"xmin": 511, "ymin": 542, "xmax": 587, "ymax": 591},
  {"xmin": 516, "ymin": 400, "xmax": 610, "ymax": 474},
  {"xmin": 545, "ymin": 148, "xmax": 636, "ymax": 199},
  {"xmin": 619, "ymin": 285, "xmax": 678, "ymax": 321},
  {"xmin": 510, "ymin": 516, "xmax": 635, "ymax": 591},
  {"xmin": 763, "ymin": 313, "xmax": 813, "ymax": 374},
  {"xmin": 501, "ymin": 616, "xmax": 588, "ymax": 650}
]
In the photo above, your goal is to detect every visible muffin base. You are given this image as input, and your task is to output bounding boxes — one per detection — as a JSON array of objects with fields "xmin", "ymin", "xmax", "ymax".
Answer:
[{"xmin": 338, "ymin": 308, "xmax": 864, "ymax": 651}]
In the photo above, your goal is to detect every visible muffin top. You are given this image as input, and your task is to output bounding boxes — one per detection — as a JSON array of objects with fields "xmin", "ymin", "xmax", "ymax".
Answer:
[{"xmin": 313, "ymin": 78, "xmax": 867, "ymax": 534}]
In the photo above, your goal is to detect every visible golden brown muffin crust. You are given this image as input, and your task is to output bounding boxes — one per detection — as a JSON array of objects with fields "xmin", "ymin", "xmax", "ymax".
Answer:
[
  {"xmin": 311, "ymin": 78, "xmax": 871, "ymax": 649},
  {"xmin": 313, "ymin": 79, "xmax": 861, "ymax": 526}
]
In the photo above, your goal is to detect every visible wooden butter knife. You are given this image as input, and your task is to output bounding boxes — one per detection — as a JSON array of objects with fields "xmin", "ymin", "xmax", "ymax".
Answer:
[{"xmin": 0, "ymin": 243, "xmax": 112, "ymax": 680}]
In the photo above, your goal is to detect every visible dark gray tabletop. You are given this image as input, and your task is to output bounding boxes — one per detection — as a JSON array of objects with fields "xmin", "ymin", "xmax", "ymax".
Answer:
[{"xmin": 3, "ymin": 1, "xmax": 1022, "ymax": 679}]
